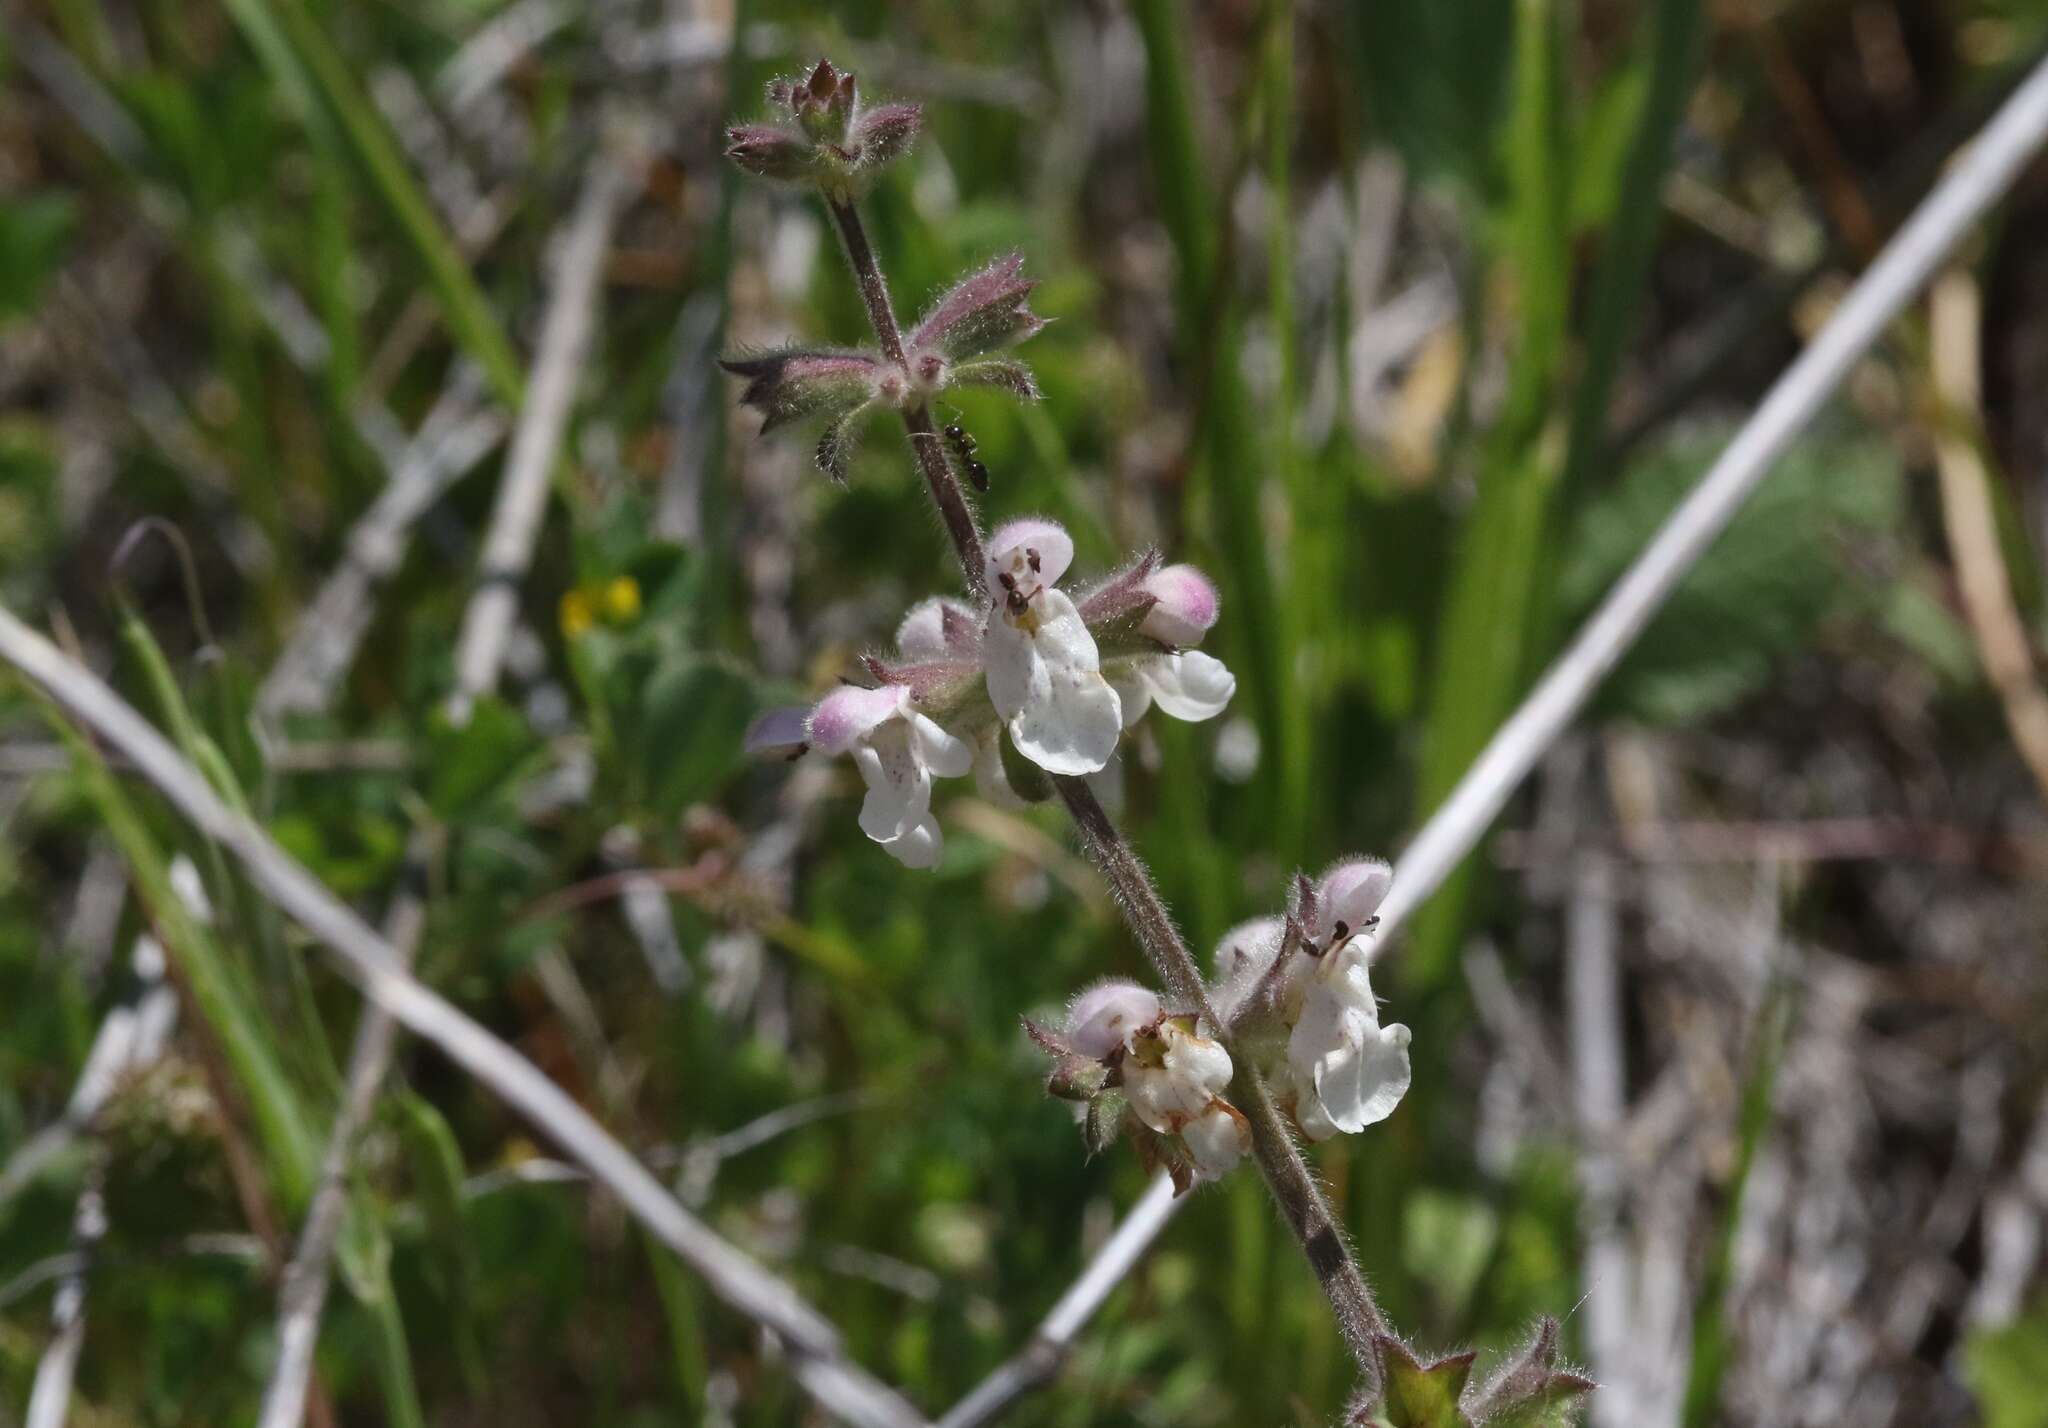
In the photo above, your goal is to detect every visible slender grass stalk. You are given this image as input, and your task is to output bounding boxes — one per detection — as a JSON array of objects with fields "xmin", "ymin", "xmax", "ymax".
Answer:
[{"xmin": 266, "ymin": 0, "xmax": 524, "ymax": 406}]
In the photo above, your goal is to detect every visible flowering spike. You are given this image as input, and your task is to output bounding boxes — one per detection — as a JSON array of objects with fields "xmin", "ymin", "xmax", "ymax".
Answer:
[{"xmin": 909, "ymin": 252, "xmax": 1049, "ymax": 364}]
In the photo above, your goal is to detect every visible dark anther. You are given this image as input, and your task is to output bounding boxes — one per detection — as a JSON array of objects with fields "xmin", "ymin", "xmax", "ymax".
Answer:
[
  {"xmin": 998, "ymin": 571, "xmax": 1017, "ymax": 591},
  {"xmin": 1333, "ymin": 920, "xmax": 1349, "ymax": 940},
  {"xmin": 1026, "ymin": 548, "xmax": 1041, "ymax": 574}
]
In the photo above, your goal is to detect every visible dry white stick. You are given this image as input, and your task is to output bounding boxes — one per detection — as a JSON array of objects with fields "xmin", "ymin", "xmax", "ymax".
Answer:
[
  {"xmin": 933, "ymin": 1175, "xmax": 1178, "ymax": 1428},
  {"xmin": 1371, "ymin": 50, "xmax": 2048, "ymax": 943},
  {"xmin": 930, "ymin": 52, "xmax": 2048, "ymax": 1428},
  {"xmin": 16, "ymin": 895, "xmax": 184, "ymax": 1428},
  {"xmin": 0, "ymin": 602, "xmax": 928, "ymax": 1428},
  {"xmin": 1566, "ymin": 854, "xmax": 1641, "ymax": 1428},
  {"xmin": 25, "ymin": 1163, "xmax": 103, "ymax": 1428},
  {"xmin": 449, "ymin": 148, "xmax": 632, "ymax": 720},
  {"xmin": 0, "ymin": 933, "xmax": 177, "ymax": 1206}
]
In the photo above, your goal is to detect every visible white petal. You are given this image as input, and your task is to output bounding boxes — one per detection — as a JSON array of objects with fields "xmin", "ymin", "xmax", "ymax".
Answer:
[
  {"xmin": 1164, "ymin": 1027, "xmax": 1235, "ymax": 1100},
  {"xmin": 984, "ymin": 516, "xmax": 1073, "ymax": 597},
  {"xmin": 907, "ymin": 711, "xmax": 973, "ymax": 778},
  {"xmin": 1126, "ymin": 1022, "xmax": 1235, "ymax": 1134},
  {"xmin": 1109, "ymin": 668, "xmax": 1152, "ymax": 729},
  {"xmin": 1182, "ymin": 1103, "xmax": 1251, "ymax": 1179},
  {"xmin": 1287, "ymin": 944, "xmax": 1410, "ymax": 1134},
  {"xmin": 1139, "ymin": 651, "xmax": 1235, "ymax": 723},
  {"xmin": 1291, "ymin": 1074, "xmax": 1342, "ymax": 1142},
  {"xmin": 971, "ymin": 730, "xmax": 1026, "ymax": 809},
  {"xmin": 852, "ymin": 723, "xmax": 929, "ymax": 843},
  {"xmin": 1314, "ymin": 1022, "xmax": 1411, "ymax": 1131},
  {"xmin": 984, "ymin": 589, "xmax": 1122, "ymax": 776},
  {"xmin": 879, "ymin": 813, "xmax": 943, "ymax": 869}
]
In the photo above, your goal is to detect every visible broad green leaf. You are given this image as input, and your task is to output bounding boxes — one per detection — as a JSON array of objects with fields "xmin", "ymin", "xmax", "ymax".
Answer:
[
  {"xmin": 634, "ymin": 655, "xmax": 755, "ymax": 817},
  {"xmin": 0, "ymin": 193, "xmax": 75, "ymax": 322},
  {"xmin": 425, "ymin": 696, "xmax": 541, "ymax": 820},
  {"xmin": 1562, "ymin": 423, "xmax": 1904, "ymax": 725},
  {"xmin": 1967, "ymin": 1303, "xmax": 2048, "ymax": 1428}
]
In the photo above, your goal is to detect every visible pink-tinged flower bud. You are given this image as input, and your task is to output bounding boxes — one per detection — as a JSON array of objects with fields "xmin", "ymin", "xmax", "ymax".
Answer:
[
  {"xmin": 908, "ymin": 253, "xmax": 1049, "ymax": 364},
  {"xmin": 1066, "ymin": 980, "xmax": 1162, "ymax": 1059},
  {"xmin": 847, "ymin": 102, "xmax": 922, "ymax": 170},
  {"xmin": 1316, "ymin": 858, "xmax": 1392, "ymax": 948},
  {"xmin": 895, "ymin": 597, "xmax": 981, "ymax": 660},
  {"xmin": 743, "ymin": 705, "xmax": 812, "ymax": 760},
  {"xmin": 983, "ymin": 516, "xmax": 1074, "ymax": 599},
  {"xmin": 793, "ymin": 59, "xmax": 858, "ymax": 143},
  {"xmin": 719, "ymin": 347, "xmax": 884, "ymax": 434},
  {"xmin": 804, "ymin": 684, "xmax": 908, "ymax": 755},
  {"xmin": 1139, "ymin": 564, "xmax": 1220, "ymax": 647},
  {"xmin": 723, "ymin": 124, "xmax": 821, "ymax": 183}
]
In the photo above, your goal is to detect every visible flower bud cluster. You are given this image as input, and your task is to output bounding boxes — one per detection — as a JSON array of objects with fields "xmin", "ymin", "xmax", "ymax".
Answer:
[
  {"xmin": 1023, "ymin": 860, "xmax": 1411, "ymax": 1191},
  {"xmin": 746, "ymin": 517, "xmax": 1235, "ymax": 868},
  {"xmin": 1027, "ymin": 982, "xmax": 1251, "ymax": 1194},
  {"xmin": 724, "ymin": 59, "xmax": 922, "ymax": 195},
  {"xmin": 721, "ymin": 254, "xmax": 1047, "ymax": 483}
]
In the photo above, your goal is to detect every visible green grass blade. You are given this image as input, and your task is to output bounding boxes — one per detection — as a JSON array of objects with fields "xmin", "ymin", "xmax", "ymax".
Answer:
[
  {"xmin": 263, "ymin": 0, "xmax": 524, "ymax": 407},
  {"xmin": 32, "ymin": 694, "xmax": 320, "ymax": 1204},
  {"xmin": 1682, "ymin": 978, "xmax": 1793, "ymax": 1427},
  {"xmin": 1406, "ymin": 0, "xmax": 1573, "ymax": 988},
  {"xmin": 1132, "ymin": 0, "xmax": 1303, "ymax": 866},
  {"xmin": 1556, "ymin": 0, "xmax": 1707, "ymax": 515}
]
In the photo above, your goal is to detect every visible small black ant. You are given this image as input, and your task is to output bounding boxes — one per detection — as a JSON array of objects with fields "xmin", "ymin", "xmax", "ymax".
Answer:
[{"xmin": 943, "ymin": 422, "xmax": 991, "ymax": 493}]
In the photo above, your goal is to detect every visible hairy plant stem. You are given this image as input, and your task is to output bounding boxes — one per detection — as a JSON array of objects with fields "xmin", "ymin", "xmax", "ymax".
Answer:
[
  {"xmin": 823, "ymin": 195, "xmax": 987, "ymax": 587},
  {"xmin": 821, "ymin": 179, "xmax": 1390, "ymax": 1386}
]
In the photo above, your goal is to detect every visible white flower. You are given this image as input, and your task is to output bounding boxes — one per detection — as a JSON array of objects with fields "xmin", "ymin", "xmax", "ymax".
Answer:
[
  {"xmin": 1284, "ymin": 859, "xmax": 1410, "ymax": 1138},
  {"xmin": 1125, "ymin": 1015, "xmax": 1251, "ymax": 1181},
  {"xmin": 805, "ymin": 682, "xmax": 971, "ymax": 868},
  {"xmin": 1107, "ymin": 563, "xmax": 1235, "ymax": 727},
  {"xmin": 982, "ymin": 518, "xmax": 1123, "ymax": 776},
  {"xmin": 1286, "ymin": 940, "xmax": 1412, "ymax": 1137}
]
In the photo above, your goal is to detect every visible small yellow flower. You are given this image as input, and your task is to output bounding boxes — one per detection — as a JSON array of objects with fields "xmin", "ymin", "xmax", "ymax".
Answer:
[
  {"xmin": 559, "ymin": 589, "xmax": 595, "ymax": 639},
  {"xmin": 601, "ymin": 576, "xmax": 642, "ymax": 624}
]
